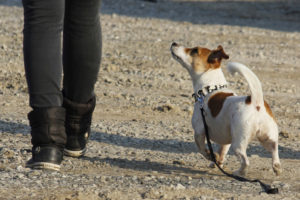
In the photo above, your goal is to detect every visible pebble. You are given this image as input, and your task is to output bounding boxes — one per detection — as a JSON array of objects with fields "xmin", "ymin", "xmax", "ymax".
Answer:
[
  {"xmin": 175, "ymin": 183, "xmax": 185, "ymax": 190},
  {"xmin": 279, "ymin": 131, "xmax": 289, "ymax": 138},
  {"xmin": 1, "ymin": 44, "xmax": 7, "ymax": 51},
  {"xmin": 16, "ymin": 165, "xmax": 23, "ymax": 172}
]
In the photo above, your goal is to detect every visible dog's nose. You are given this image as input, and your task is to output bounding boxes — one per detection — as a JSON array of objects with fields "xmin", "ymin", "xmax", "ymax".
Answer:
[{"xmin": 171, "ymin": 42, "xmax": 178, "ymax": 47}]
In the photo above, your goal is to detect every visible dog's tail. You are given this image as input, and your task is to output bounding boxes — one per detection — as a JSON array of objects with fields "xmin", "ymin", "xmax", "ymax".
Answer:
[{"xmin": 227, "ymin": 62, "xmax": 264, "ymax": 107}]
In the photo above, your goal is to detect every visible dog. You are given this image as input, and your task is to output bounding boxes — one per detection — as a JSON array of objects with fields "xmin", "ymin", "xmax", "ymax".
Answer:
[{"xmin": 170, "ymin": 42, "xmax": 281, "ymax": 176}]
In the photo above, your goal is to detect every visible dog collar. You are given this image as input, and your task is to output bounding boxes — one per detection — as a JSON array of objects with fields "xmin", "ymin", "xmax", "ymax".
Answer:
[{"xmin": 192, "ymin": 84, "xmax": 227, "ymax": 102}]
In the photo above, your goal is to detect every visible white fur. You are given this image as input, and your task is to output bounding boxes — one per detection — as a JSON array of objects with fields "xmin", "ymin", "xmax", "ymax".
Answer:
[
  {"xmin": 227, "ymin": 62, "xmax": 263, "ymax": 107},
  {"xmin": 192, "ymin": 68, "xmax": 227, "ymax": 94},
  {"xmin": 171, "ymin": 44, "xmax": 281, "ymax": 176}
]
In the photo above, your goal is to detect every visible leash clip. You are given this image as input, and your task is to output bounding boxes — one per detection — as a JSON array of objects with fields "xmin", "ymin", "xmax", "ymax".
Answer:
[
  {"xmin": 192, "ymin": 92, "xmax": 205, "ymax": 108},
  {"xmin": 197, "ymin": 95, "xmax": 205, "ymax": 109}
]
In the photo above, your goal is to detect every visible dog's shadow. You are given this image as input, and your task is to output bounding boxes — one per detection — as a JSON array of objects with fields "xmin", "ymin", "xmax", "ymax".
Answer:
[
  {"xmin": 91, "ymin": 131, "xmax": 300, "ymax": 160},
  {"xmin": 0, "ymin": 120, "xmax": 299, "ymax": 160},
  {"xmin": 80, "ymin": 155, "xmax": 216, "ymax": 177}
]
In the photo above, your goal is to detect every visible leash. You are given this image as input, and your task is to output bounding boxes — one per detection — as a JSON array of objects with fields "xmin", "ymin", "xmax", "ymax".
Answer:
[{"xmin": 198, "ymin": 99, "xmax": 279, "ymax": 194}]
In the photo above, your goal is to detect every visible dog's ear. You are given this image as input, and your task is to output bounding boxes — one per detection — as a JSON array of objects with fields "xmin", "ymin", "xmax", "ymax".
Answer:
[{"xmin": 207, "ymin": 45, "xmax": 229, "ymax": 64}]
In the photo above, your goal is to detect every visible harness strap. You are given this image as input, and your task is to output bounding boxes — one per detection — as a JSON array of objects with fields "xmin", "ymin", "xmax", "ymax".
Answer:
[
  {"xmin": 199, "ymin": 107, "xmax": 279, "ymax": 194},
  {"xmin": 193, "ymin": 84, "xmax": 227, "ymax": 101}
]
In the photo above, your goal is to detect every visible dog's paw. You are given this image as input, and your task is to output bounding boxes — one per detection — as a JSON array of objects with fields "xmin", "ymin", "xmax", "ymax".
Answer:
[
  {"xmin": 214, "ymin": 152, "xmax": 220, "ymax": 161},
  {"xmin": 273, "ymin": 163, "xmax": 282, "ymax": 176},
  {"xmin": 209, "ymin": 161, "xmax": 223, "ymax": 168},
  {"xmin": 203, "ymin": 150, "xmax": 220, "ymax": 161},
  {"xmin": 202, "ymin": 149, "xmax": 211, "ymax": 160}
]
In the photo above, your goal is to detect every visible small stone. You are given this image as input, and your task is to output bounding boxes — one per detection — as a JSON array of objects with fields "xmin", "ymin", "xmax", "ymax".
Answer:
[
  {"xmin": 175, "ymin": 183, "xmax": 185, "ymax": 190},
  {"xmin": 104, "ymin": 77, "xmax": 113, "ymax": 84},
  {"xmin": 107, "ymin": 64, "xmax": 119, "ymax": 72},
  {"xmin": 16, "ymin": 165, "xmax": 23, "ymax": 172},
  {"xmin": 144, "ymin": 176, "xmax": 152, "ymax": 181},
  {"xmin": 0, "ymin": 148, "xmax": 15, "ymax": 159},
  {"xmin": 1, "ymin": 44, "xmax": 7, "ymax": 50},
  {"xmin": 132, "ymin": 176, "xmax": 138, "ymax": 181},
  {"xmin": 173, "ymin": 160, "xmax": 185, "ymax": 165},
  {"xmin": 17, "ymin": 173, "xmax": 25, "ymax": 178},
  {"xmin": 279, "ymin": 131, "xmax": 289, "ymax": 138}
]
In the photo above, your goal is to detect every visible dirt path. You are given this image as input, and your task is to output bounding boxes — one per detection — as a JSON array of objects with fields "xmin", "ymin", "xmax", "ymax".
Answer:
[{"xmin": 0, "ymin": 0, "xmax": 299, "ymax": 199}]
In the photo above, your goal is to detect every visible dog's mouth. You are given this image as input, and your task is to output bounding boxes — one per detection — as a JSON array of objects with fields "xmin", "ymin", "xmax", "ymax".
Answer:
[
  {"xmin": 171, "ymin": 49, "xmax": 181, "ymax": 61},
  {"xmin": 170, "ymin": 42, "xmax": 185, "ymax": 63}
]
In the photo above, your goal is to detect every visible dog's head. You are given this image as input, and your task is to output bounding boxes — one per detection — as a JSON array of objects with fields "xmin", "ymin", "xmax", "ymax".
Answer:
[{"xmin": 170, "ymin": 42, "xmax": 229, "ymax": 75}]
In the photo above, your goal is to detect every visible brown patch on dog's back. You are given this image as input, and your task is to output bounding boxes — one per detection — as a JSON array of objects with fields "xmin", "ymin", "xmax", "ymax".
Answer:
[{"xmin": 208, "ymin": 92, "xmax": 234, "ymax": 117}]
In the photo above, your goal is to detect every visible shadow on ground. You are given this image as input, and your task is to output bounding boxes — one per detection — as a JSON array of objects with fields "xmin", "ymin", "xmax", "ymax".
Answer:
[
  {"xmin": 91, "ymin": 131, "xmax": 300, "ymax": 160},
  {"xmin": 1, "ymin": 120, "xmax": 298, "ymax": 159},
  {"xmin": 81, "ymin": 156, "xmax": 215, "ymax": 176},
  {"xmin": 1, "ymin": 0, "xmax": 299, "ymax": 32},
  {"xmin": 101, "ymin": 0, "xmax": 300, "ymax": 32}
]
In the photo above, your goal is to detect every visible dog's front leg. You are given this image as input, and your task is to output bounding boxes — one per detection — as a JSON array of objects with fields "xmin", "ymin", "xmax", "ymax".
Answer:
[
  {"xmin": 192, "ymin": 105, "xmax": 211, "ymax": 160},
  {"xmin": 194, "ymin": 132, "xmax": 211, "ymax": 160}
]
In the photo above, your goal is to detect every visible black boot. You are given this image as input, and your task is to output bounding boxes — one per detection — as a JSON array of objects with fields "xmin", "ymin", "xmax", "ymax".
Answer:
[
  {"xmin": 63, "ymin": 96, "xmax": 96, "ymax": 157},
  {"xmin": 26, "ymin": 107, "xmax": 66, "ymax": 171}
]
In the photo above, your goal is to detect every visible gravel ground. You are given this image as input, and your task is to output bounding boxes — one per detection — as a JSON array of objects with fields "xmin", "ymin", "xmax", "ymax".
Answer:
[{"xmin": 0, "ymin": 0, "xmax": 300, "ymax": 199}]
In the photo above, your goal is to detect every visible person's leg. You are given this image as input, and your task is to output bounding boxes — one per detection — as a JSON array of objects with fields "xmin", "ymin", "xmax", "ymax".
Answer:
[
  {"xmin": 62, "ymin": 0, "xmax": 101, "ymax": 157},
  {"xmin": 22, "ymin": 0, "xmax": 66, "ymax": 170},
  {"xmin": 23, "ymin": 0, "xmax": 64, "ymax": 108},
  {"xmin": 63, "ymin": 0, "xmax": 102, "ymax": 103}
]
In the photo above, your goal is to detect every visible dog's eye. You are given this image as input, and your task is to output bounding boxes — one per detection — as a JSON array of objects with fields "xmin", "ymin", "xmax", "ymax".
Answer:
[{"xmin": 190, "ymin": 48, "xmax": 198, "ymax": 56}]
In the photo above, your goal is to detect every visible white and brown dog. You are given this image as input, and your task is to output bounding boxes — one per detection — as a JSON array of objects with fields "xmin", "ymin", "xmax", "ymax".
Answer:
[{"xmin": 170, "ymin": 42, "xmax": 281, "ymax": 176}]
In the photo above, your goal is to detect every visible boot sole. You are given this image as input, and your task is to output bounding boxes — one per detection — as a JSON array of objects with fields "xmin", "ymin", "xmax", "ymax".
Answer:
[
  {"xmin": 26, "ymin": 162, "xmax": 60, "ymax": 171},
  {"xmin": 64, "ymin": 148, "xmax": 86, "ymax": 157}
]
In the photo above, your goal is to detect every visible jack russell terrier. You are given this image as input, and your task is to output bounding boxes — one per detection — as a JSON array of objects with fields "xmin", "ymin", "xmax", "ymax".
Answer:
[{"xmin": 170, "ymin": 42, "xmax": 281, "ymax": 176}]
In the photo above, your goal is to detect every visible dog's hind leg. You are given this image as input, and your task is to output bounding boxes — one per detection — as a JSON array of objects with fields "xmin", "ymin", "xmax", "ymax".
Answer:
[
  {"xmin": 233, "ymin": 147, "xmax": 249, "ymax": 176},
  {"xmin": 231, "ymin": 125, "xmax": 252, "ymax": 176},
  {"xmin": 272, "ymin": 143, "xmax": 281, "ymax": 176},
  {"xmin": 258, "ymin": 131, "xmax": 281, "ymax": 176},
  {"xmin": 269, "ymin": 141, "xmax": 281, "ymax": 176}
]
